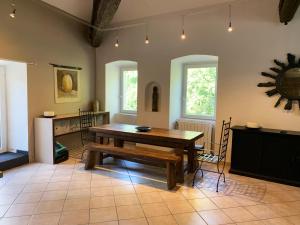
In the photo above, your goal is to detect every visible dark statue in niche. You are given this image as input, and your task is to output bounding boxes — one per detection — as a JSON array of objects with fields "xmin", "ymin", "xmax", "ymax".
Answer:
[
  {"xmin": 152, "ymin": 86, "xmax": 159, "ymax": 112},
  {"xmin": 258, "ymin": 53, "xmax": 300, "ymax": 110}
]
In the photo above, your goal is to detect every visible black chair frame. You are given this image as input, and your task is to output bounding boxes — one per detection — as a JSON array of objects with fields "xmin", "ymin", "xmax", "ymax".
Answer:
[{"xmin": 192, "ymin": 117, "xmax": 232, "ymax": 192}]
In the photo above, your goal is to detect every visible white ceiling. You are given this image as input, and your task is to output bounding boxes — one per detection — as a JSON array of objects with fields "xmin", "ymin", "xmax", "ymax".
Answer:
[{"xmin": 41, "ymin": 0, "xmax": 232, "ymax": 23}]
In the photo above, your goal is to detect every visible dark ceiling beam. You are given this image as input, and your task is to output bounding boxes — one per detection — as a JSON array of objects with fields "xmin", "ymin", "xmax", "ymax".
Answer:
[
  {"xmin": 89, "ymin": 0, "xmax": 121, "ymax": 47},
  {"xmin": 279, "ymin": 0, "xmax": 300, "ymax": 25}
]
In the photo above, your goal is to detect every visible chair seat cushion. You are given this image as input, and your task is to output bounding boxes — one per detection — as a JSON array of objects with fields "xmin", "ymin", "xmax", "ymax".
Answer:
[{"xmin": 197, "ymin": 153, "xmax": 219, "ymax": 163}]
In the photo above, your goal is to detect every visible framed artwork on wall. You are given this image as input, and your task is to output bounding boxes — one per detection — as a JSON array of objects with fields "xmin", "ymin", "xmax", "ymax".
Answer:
[{"xmin": 54, "ymin": 67, "xmax": 80, "ymax": 103}]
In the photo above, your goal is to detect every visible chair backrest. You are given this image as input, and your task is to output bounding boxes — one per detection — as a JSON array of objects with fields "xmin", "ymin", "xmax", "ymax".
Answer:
[
  {"xmin": 79, "ymin": 109, "xmax": 95, "ymax": 142},
  {"xmin": 217, "ymin": 117, "xmax": 232, "ymax": 162}
]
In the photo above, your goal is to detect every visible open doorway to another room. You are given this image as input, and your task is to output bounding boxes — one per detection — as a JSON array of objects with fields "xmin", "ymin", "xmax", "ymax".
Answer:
[{"xmin": 0, "ymin": 60, "xmax": 29, "ymax": 171}]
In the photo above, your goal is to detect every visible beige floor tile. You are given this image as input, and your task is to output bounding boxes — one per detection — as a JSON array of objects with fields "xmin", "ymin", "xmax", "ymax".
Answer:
[
  {"xmin": 23, "ymin": 183, "xmax": 47, "ymax": 193},
  {"xmin": 91, "ymin": 187, "xmax": 114, "ymax": 197},
  {"xmin": 188, "ymin": 198, "xmax": 218, "ymax": 211},
  {"xmin": 166, "ymin": 200, "xmax": 195, "ymax": 214},
  {"xmin": 63, "ymin": 198, "xmax": 90, "ymax": 211},
  {"xmin": 119, "ymin": 218, "xmax": 148, "ymax": 225},
  {"xmin": 285, "ymin": 201, "xmax": 300, "ymax": 214},
  {"xmin": 114, "ymin": 194, "xmax": 139, "ymax": 206},
  {"xmin": 222, "ymin": 207, "xmax": 257, "ymax": 222},
  {"xmin": 133, "ymin": 184, "xmax": 160, "ymax": 193},
  {"xmin": 236, "ymin": 220, "xmax": 266, "ymax": 225},
  {"xmin": 173, "ymin": 212, "xmax": 207, "ymax": 225},
  {"xmin": 147, "ymin": 215, "xmax": 177, "ymax": 225},
  {"xmin": 88, "ymin": 222, "xmax": 118, "ymax": 225},
  {"xmin": 35, "ymin": 200, "xmax": 64, "ymax": 214},
  {"xmin": 90, "ymin": 196, "xmax": 115, "ymax": 208},
  {"xmin": 0, "ymin": 205, "xmax": 10, "ymax": 217},
  {"xmin": 0, "ymin": 216, "xmax": 31, "ymax": 225},
  {"xmin": 29, "ymin": 213, "xmax": 60, "ymax": 225},
  {"xmin": 46, "ymin": 182, "xmax": 69, "ymax": 191},
  {"xmin": 231, "ymin": 196, "xmax": 260, "ymax": 206},
  {"xmin": 160, "ymin": 192, "xmax": 185, "ymax": 202},
  {"xmin": 59, "ymin": 209, "xmax": 89, "ymax": 225},
  {"xmin": 117, "ymin": 205, "xmax": 144, "ymax": 220},
  {"xmin": 210, "ymin": 196, "xmax": 240, "ymax": 209},
  {"xmin": 5, "ymin": 203, "xmax": 38, "ymax": 217},
  {"xmin": 68, "ymin": 181, "xmax": 91, "ymax": 190},
  {"xmin": 268, "ymin": 203, "xmax": 299, "ymax": 217},
  {"xmin": 142, "ymin": 202, "xmax": 170, "ymax": 217},
  {"xmin": 286, "ymin": 215, "xmax": 300, "ymax": 225},
  {"xmin": 90, "ymin": 207, "xmax": 118, "ymax": 223},
  {"xmin": 91, "ymin": 180, "xmax": 112, "ymax": 188},
  {"xmin": 138, "ymin": 192, "xmax": 163, "ymax": 204},
  {"xmin": 245, "ymin": 204, "xmax": 280, "ymax": 220},
  {"xmin": 199, "ymin": 209, "xmax": 234, "ymax": 225},
  {"xmin": 113, "ymin": 185, "xmax": 135, "ymax": 195},
  {"xmin": 15, "ymin": 192, "xmax": 43, "ymax": 204},
  {"xmin": 111, "ymin": 178, "xmax": 132, "ymax": 186},
  {"xmin": 261, "ymin": 217, "xmax": 294, "ymax": 225},
  {"xmin": 67, "ymin": 189, "xmax": 90, "ymax": 199},
  {"xmin": 0, "ymin": 194, "xmax": 17, "ymax": 206},
  {"xmin": 0, "ymin": 185, "xmax": 25, "ymax": 195},
  {"xmin": 180, "ymin": 188, "xmax": 205, "ymax": 200},
  {"xmin": 41, "ymin": 191, "xmax": 67, "ymax": 201}
]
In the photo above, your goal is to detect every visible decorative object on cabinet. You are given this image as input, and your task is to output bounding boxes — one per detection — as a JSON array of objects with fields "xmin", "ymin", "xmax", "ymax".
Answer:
[
  {"xmin": 192, "ymin": 117, "xmax": 232, "ymax": 192},
  {"xmin": 230, "ymin": 126, "xmax": 300, "ymax": 187},
  {"xmin": 258, "ymin": 53, "xmax": 300, "ymax": 110},
  {"xmin": 52, "ymin": 64, "xmax": 81, "ymax": 103},
  {"xmin": 152, "ymin": 86, "xmax": 159, "ymax": 112}
]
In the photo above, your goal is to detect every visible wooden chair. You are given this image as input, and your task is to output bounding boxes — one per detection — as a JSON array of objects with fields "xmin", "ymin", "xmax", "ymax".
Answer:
[{"xmin": 192, "ymin": 118, "xmax": 232, "ymax": 192}]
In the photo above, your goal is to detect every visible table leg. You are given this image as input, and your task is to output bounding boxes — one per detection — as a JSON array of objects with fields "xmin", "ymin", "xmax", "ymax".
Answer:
[
  {"xmin": 174, "ymin": 148, "xmax": 184, "ymax": 183},
  {"xmin": 187, "ymin": 145, "xmax": 198, "ymax": 173}
]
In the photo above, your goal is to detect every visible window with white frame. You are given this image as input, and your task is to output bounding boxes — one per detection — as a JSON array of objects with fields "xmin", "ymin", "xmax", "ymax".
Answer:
[
  {"xmin": 182, "ymin": 63, "xmax": 217, "ymax": 120},
  {"xmin": 120, "ymin": 67, "xmax": 138, "ymax": 113}
]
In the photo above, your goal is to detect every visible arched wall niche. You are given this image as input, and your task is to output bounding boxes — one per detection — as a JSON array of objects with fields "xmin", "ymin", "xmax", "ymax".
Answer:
[{"xmin": 145, "ymin": 81, "xmax": 161, "ymax": 112}]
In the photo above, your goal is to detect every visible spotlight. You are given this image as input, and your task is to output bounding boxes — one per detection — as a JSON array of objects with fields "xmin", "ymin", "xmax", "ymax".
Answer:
[
  {"xmin": 114, "ymin": 39, "xmax": 119, "ymax": 48},
  {"xmin": 10, "ymin": 3, "xmax": 16, "ymax": 19},
  {"xmin": 181, "ymin": 30, "xmax": 186, "ymax": 40},
  {"xmin": 145, "ymin": 35, "xmax": 149, "ymax": 44}
]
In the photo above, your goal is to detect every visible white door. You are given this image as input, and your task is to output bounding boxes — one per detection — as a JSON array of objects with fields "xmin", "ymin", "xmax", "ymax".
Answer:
[{"xmin": 0, "ymin": 67, "xmax": 7, "ymax": 153}]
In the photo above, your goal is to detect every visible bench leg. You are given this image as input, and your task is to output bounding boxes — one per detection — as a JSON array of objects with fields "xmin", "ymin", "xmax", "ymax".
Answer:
[
  {"xmin": 85, "ymin": 151, "xmax": 97, "ymax": 170},
  {"xmin": 166, "ymin": 162, "xmax": 176, "ymax": 190}
]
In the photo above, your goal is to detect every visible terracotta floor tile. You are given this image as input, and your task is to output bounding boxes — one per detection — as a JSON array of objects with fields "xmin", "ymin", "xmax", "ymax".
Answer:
[
  {"xmin": 188, "ymin": 198, "xmax": 218, "ymax": 211},
  {"xmin": 90, "ymin": 196, "xmax": 115, "ymax": 208},
  {"xmin": 199, "ymin": 209, "xmax": 234, "ymax": 225},
  {"xmin": 117, "ymin": 205, "xmax": 144, "ymax": 220},
  {"xmin": 222, "ymin": 207, "xmax": 257, "ymax": 222},
  {"xmin": 90, "ymin": 207, "xmax": 118, "ymax": 223},
  {"xmin": 173, "ymin": 212, "xmax": 207, "ymax": 225}
]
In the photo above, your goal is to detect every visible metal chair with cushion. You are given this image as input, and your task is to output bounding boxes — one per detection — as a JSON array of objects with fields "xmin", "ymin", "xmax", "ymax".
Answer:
[
  {"xmin": 192, "ymin": 117, "xmax": 232, "ymax": 192},
  {"xmin": 79, "ymin": 109, "xmax": 97, "ymax": 146}
]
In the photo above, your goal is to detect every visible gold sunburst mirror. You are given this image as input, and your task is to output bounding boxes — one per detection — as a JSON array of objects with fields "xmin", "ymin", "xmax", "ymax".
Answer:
[{"xmin": 258, "ymin": 53, "xmax": 300, "ymax": 110}]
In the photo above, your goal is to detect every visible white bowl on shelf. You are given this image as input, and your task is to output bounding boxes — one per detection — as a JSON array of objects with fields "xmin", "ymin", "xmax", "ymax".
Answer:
[{"xmin": 43, "ymin": 111, "xmax": 55, "ymax": 118}]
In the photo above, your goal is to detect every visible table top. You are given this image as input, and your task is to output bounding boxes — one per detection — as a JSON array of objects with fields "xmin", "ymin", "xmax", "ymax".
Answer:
[{"xmin": 90, "ymin": 123, "xmax": 204, "ymax": 142}]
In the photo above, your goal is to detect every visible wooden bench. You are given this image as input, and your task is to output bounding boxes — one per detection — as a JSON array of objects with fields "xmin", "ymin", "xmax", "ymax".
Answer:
[{"xmin": 85, "ymin": 143, "xmax": 180, "ymax": 190}]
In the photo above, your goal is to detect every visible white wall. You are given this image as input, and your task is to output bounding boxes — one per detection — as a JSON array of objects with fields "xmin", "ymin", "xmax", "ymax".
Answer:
[
  {"xmin": 96, "ymin": 0, "xmax": 300, "ymax": 160},
  {"xmin": 3, "ymin": 61, "xmax": 29, "ymax": 152}
]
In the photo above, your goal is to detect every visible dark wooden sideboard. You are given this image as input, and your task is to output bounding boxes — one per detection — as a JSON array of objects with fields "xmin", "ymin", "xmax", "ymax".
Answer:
[{"xmin": 230, "ymin": 126, "xmax": 300, "ymax": 186}]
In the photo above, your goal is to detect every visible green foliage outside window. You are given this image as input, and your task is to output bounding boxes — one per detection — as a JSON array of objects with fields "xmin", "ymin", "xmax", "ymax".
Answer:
[
  {"xmin": 185, "ymin": 67, "xmax": 216, "ymax": 117},
  {"xmin": 122, "ymin": 70, "xmax": 138, "ymax": 111}
]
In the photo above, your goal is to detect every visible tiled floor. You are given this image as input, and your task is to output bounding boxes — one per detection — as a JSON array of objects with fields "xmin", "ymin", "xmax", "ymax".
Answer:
[{"xmin": 0, "ymin": 157, "xmax": 300, "ymax": 225}]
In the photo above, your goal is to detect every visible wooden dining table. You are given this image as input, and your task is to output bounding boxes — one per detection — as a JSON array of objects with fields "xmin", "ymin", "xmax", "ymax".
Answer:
[{"xmin": 90, "ymin": 123, "xmax": 204, "ymax": 182}]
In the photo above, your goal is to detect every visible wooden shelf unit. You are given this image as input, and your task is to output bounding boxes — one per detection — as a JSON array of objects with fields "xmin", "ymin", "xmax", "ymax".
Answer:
[{"xmin": 34, "ymin": 111, "xmax": 110, "ymax": 164}]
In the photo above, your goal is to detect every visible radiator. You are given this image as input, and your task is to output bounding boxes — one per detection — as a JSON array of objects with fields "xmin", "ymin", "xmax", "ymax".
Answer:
[{"xmin": 176, "ymin": 119, "xmax": 215, "ymax": 147}]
